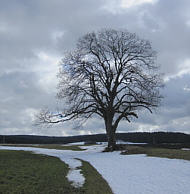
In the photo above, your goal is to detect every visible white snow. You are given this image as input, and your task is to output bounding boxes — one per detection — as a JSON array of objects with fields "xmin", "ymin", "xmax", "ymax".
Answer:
[
  {"xmin": 65, "ymin": 142, "xmax": 85, "ymax": 145},
  {"xmin": 0, "ymin": 145, "xmax": 190, "ymax": 194},
  {"xmin": 63, "ymin": 158, "xmax": 85, "ymax": 187},
  {"xmin": 117, "ymin": 140, "xmax": 147, "ymax": 144},
  {"xmin": 80, "ymin": 152, "xmax": 190, "ymax": 194},
  {"xmin": 182, "ymin": 148, "xmax": 190, "ymax": 151},
  {"xmin": 67, "ymin": 168, "xmax": 85, "ymax": 187},
  {"xmin": 98, "ymin": 140, "xmax": 147, "ymax": 145}
]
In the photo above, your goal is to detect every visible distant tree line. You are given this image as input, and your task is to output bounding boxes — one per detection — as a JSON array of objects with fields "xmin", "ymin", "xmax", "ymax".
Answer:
[{"xmin": 0, "ymin": 132, "xmax": 190, "ymax": 144}]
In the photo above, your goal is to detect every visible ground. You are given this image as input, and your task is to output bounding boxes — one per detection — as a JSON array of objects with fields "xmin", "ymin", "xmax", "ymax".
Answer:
[{"xmin": 0, "ymin": 143, "xmax": 190, "ymax": 194}]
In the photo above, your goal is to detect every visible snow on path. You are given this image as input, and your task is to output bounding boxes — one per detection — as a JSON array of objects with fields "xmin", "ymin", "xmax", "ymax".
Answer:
[
  {"xmin": 64, "ymin": 158, "xmax": 85, "ymax": 188},
  {"xmin": 79, "ymin": 151, "xmax": 190, "ymax": 194},
  {"xmin": 0, "ymin": 145, "xmax": 190, "ymax": 194}
]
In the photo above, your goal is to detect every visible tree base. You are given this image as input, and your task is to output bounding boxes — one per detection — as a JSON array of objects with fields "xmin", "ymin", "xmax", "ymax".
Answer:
[{"xmin": 103, "ymin": 144, "xmax": 128, "ymax": 152}]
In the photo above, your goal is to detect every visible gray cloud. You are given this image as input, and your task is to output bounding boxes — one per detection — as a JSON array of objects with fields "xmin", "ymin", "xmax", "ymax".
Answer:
[{"xmin": 0, "ymin": 0, "xmax": 190, "ymax": 135}]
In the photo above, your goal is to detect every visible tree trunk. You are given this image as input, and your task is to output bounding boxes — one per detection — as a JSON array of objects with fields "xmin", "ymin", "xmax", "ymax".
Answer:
[
  {"xmin": 107, "ymin": 130, "xmax": 116, "ymax": 151},
  {"xmin": 105, "ymin": 116, "xmax": 117, "ymax": 151}
]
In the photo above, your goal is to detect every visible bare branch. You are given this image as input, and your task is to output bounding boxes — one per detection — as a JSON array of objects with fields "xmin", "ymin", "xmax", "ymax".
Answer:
[{"xmin": 35, "ymin": 29, "xmax": 163, "ymax": 150}]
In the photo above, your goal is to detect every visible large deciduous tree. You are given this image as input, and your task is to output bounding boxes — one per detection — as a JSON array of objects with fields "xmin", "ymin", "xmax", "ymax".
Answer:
[{"xmin": 37, "ymin": 29, "xmax": 163, "ymax": 150}]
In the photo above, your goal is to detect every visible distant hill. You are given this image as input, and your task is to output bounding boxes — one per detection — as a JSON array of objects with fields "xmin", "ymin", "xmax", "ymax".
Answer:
[{"xmin": 0, "ymin": 132, "xmax": 190, "ymax": 144}]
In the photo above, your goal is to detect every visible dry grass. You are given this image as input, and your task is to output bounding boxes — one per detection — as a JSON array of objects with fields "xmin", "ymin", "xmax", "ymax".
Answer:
[
  {"xmin": 121, "ymin": 144, "xmax": 190, "ymax": 161},
  {"xmin": 0, "ymin": 144, "xmax": 85, "ymax": 151}
]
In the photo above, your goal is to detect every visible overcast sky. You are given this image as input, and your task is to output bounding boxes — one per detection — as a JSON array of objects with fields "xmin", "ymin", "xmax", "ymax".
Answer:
[{"xmin": 1, "ymin": 0, "xmax": 190, "ymax": 136}]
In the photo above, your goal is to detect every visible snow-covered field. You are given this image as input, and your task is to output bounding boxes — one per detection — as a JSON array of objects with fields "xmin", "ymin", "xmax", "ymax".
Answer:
[{"xmin": 0, "ymin": 145, "xmax": 190, "ymax": 194}]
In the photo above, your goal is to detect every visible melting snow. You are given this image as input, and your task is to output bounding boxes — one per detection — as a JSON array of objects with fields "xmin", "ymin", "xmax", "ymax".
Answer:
[
  {"xmin": 182, "ymin": 148, "xmax": 190, "ymax": 151},
  {"xmin": 63, "ymin": 158, "xmax": 85, "ymax": 187},
  {"xmin": 67, "ymin": 168, "xmax": 84, "ymax": 187},
  {"xmin": 65, "ymin": 142, "xmax": 85, "ymax": 145},
  {"xmin": 0, "ymin": 145, "xmax": 190, "ymax": 194},
  {"xmin": 116, "ymin": 140, "xmax": 147, "ymax": 144}
]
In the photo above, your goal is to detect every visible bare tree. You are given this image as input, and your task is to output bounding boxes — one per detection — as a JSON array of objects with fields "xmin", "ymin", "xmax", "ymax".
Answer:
[{"xmin": 37, "ymin": 29, "xmax": 163, "ymax": 150}]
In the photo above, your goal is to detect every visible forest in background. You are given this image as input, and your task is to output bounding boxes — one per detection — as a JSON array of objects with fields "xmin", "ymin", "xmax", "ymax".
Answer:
[{"xmin": 0, "ymin": 132, "xmax": 190, "ymax": 145}]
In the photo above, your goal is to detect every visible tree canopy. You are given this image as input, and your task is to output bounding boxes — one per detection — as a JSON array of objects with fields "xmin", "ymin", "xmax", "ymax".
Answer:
[{"xmin": 37, "ymin": 29, "xmax": 163, "ymax": 150}]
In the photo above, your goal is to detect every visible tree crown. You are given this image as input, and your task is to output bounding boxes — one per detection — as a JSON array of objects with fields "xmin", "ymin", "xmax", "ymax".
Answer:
[{"xmin": 37, "ymin": 29, "xmax": 163, "ymax": 128}]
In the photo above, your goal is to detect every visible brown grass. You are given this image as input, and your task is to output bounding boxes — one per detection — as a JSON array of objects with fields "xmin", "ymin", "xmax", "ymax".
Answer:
[{"xmin": 121, "ymin": 144, "xmax": 190, "ymax": 161}]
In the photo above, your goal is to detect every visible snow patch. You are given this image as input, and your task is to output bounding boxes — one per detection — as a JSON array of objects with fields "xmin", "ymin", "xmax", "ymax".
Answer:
[
  {"xmin": 0, "ymin": 145, "xmax": 190, "ymax": 194},
  {"xmin": 62, "ymin": 158, "xmax": 85, "ymax": 187},
  {"xmin": 64, "ymin": 158, "xmax": 82, "ymax": 169},
  {"xmin": 67, "ymin": 168, "xmax": 85, "ymax": 187},
  {"xmin": 182, "ymin": 148, "xmax": 190, "ymax": 151},
  {"xmin": 65, "ymin": 142, "xmax": 85, "ymax": 145},
  {"xmin": 117, "ymin": 140, "xmax": 147, "ymax": 144}
]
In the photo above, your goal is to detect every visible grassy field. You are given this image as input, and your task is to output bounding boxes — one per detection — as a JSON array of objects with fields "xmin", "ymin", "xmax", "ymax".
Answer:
[
  {"xmin": 0, "ymin": 144, "xmax": 85, "ymax": 151},
  {"xmin": 121, "ymin": 144, "xmax": 190, "ymax": 161},
  {"xmin": 0, "ymin": 150, "xmax": 113, "ymax": 194}
]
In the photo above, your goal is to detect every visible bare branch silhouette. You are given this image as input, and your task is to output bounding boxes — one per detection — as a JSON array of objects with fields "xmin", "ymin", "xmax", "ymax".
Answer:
[{"xmin": 36, "ymin": 29, "xmax": 163, "ymax": 150}]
